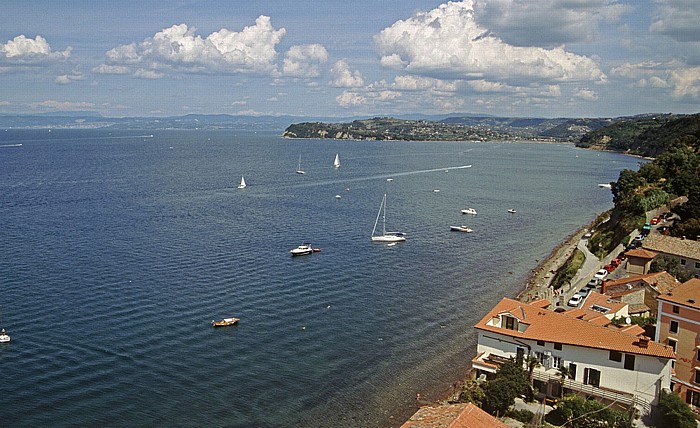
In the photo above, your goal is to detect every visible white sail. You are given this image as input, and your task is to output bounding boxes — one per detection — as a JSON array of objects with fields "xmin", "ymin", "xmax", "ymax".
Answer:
[
  {"xmin": 371, "ymin": 193, "xmax": 406, "ymax": 242},
  {"xmin": 296, "ymin": 156, "xmax": 305, "ymax": 174},
  {"xmin": 238, "ymin": 176, "xmax": 246, "ymax": 189},
  {"xmin": 333, "ymin": 153, "xmax": 340, "ymax": 168}
]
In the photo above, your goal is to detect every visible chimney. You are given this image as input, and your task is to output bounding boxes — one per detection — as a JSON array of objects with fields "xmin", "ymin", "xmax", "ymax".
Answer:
[{"xmin": 637, "ymin": 336, "xmax": 650, "ymax": 348}]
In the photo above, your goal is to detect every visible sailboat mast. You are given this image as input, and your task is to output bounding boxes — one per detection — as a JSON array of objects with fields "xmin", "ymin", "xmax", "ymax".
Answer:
[{"xmin": 382, "ymin": 194, "xmax": 387, "ymax": 235}]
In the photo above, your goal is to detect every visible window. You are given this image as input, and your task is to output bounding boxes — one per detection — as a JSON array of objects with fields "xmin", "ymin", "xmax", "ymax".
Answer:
[
  {"xmin": 695, "ymin": 369, "xmax": 700, "ymax": 384},
  {"xmin": 673, "ymin": 305, "xmax": 680, "ymax": 314},
  {"xmin": 536, "ymin": 351, "xmax": 548, "ymax": 365},
  {"xmin": 695, "ymin": 261, "xmax": 700, "ymax": 269},
  {"xmin": 669, "ymin": 339, "xmax": 677, "ymax": 353},
  {"xmin": 568, "ymin": 363, "xmax": 577, "ymax": 380},
  {"xmin": 696, "ymin": 348, "xmax": 700, "ymax": 361},
  {"xmin": 584, "ymin": 368, "xmax": 601, "ymax": 387},
  {"xmin": 609, "ymin": 350, "xmax": 622, "ymax": 362},
  {"xmin": 537, "ymin": 340, "xmax": 545, "ymax": 346},
  {"xmin": 554, "ymin": 343, "xmax": 562, "ymax": 351},
  {"xmin": 516, "ymin": 347, "xmax": 525, "ymax": 362},
  {"xmin": 670, "ymin": 320, "xmax": 679, "ymax": 334},
  {"xmin": 552, "ymin": 356, "xmax": 562, "ymax": 369},
  {"xmin": 681, "ymin": 259, "xmax": 686, "ymax": 266},
  {"xmin": 687, "ymin": 390, "xmax": 700, "ymax": 407},
  {"xmin": 505, "ymin": 316, "xmax": 516, "ymax": 330},
  {"xmin": 624, "ymin": 354, "xmax": 635, "ymax": 371}
]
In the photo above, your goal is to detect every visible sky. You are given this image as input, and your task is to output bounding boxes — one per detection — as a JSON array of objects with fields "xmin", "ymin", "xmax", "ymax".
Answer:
[{"xmin": 1, "ymin": 0, "xmax": 699, "ymax": 118}]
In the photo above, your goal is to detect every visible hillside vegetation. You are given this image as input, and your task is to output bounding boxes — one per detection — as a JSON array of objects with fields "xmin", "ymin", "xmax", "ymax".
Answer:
[{"xmin": 587, "ymin": 114, "xmax": 700, "ymax": 254}]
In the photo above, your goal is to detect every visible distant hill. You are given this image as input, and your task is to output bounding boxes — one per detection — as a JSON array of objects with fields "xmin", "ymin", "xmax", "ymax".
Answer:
[{"xmin": 576, "ymin": 113, "xmax": 700, "ymax": 156}]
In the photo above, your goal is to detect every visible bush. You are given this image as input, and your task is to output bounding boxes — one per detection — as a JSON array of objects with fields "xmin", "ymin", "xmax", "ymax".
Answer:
[
  {"xmin": 505, "ymin": 408, "xmax": 534, "ymax": 423},
  {"xmin": 545, "ymin": 395, "xmax": 633, "ymax": 428},
  {"xmin": 551, "ymin": 248, "xmax": 585, "ymax": 290},
  {"xmin": 657, "ymin": 390, "xmax": 696, "ymax": 428}
]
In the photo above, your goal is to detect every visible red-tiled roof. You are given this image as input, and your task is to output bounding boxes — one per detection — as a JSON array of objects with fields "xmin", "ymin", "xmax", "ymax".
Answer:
[
  {"xmin": 643, "ymin": 234, "xmax": 700, "ymax": 260},
  {"xmin": 475, "ymin": 298, "xmax": 675, "ymax": 359},
  {"xmin": 603, "ymin": 271, "xmax": 679, "ymax": 294},
  {"xmin": 657, "ymin": 278, "xmax": 700, "ymax": 310},
  {"xmin": 625, "ymin": 248, "xmax": 658, "ymax": 259},
  {"xmin": 400, "ymin": 403, "xmax": 508, "ymax": 428}
]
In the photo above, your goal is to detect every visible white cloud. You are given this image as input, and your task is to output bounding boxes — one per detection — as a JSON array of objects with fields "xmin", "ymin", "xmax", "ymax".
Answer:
[
  {"xmin": 330, "ymin": 60, "xmax": 364, "ymax": 87},
  {"xmin": 375, "ymin": 0, "xmax": 606, "ymax": 84},
  {"xmin": 473, "ymin": 0, "xmax": 632, "ymax": 47},
  {"xmin": 0, "ymin": 35, "xmax": 71, "ymax": 64},
  {"xmin": 336, "ymin": 91, "xmax": 367, "ymax": 107},
  {"xmin": 573, "ymin": 88, "xmax": 598, "ymax": 101},
  {"xmin": 30, "ymin": 100, "xmax": 95, "ymax": 111},
  {"xmin": 392, "ymin": 75, "xmax": 459, "ymax": 92},
  {"xmin": 650, "ymin": 0, "xmax": 700, "ymax": 42},
  {"xmin": 55, "ymin": 72, "xmax": 84, "ymax": 85},
  {"xmin": 282, "ymin": 44, "xmax": 328, "ymax": 77},
  {"xmin": 100, "ymin": 16, "xmax": 286, "ymax": 77},
  {"xmin": 611, "ymin": 60, "xmax": 700, "ymax": 99},
  {"xmin": 92, "ymin": 64, "xmax": 130, "ymax": 74}
]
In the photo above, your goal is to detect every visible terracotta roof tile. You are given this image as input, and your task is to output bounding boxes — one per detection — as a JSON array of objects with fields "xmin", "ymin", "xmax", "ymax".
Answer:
[
  {"xmin": 475, "ymin": 298, "xmax": 675, "ymax": 359},
  {"xmin": 657, "ymin": 278, "xmax": 700, "ymax": 310},
  {"xmin": 643, "ymin": 234, "xmax": 700, "ymax": 260},
  {"xmin": 625, "ymin": 248, "xmax": 658, "ymax": 259},
  {"xmin": 400, "ymin": 403, "xmax": 508, "ymax": 428}
]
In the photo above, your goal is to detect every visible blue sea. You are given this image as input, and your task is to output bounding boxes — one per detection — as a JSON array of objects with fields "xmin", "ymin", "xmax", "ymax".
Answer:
[{"xmin": 0, "ymin": 129, "xmax": 641, "ymax": 427}]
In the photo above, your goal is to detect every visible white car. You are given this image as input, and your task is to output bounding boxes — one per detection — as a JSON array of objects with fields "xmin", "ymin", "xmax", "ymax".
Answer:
[
  {"xmin": 568, "ymin": 294, "xmax": 584, "ymax": 307},
  {"xmin": 594, "ymin": 269, "xmax": 609, "ymax": 280}
]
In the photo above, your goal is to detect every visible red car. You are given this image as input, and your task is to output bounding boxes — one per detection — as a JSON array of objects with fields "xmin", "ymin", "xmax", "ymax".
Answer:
[
  {"xmin": 610, "ymin": 258, "xmax": 622, "ymax": 267},
  {"xmin": 650, "ymin": 217, "xmax": 662, "ymax": 225},
  {"xmin": 604, "ymin": 264, "xmax": 617, "ymax": 273}
]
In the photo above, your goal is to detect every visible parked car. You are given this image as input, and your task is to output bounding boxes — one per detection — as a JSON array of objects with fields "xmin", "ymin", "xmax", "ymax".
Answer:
[
  {"xmin": 594, "ymin": 269, "xmax": 609, "ymax": 280},
  {"xmin": 586, "ymin": 278, "xmax": 601, "ymax": 288},
  {"xmin": 611, "ymin": 258, "xmax": 622, "ymax": 266},
  {"xmin": 658, "ymin": 226, "xmax": 670, "ymax": 233},
  {"xmin": 650, "ymin": 217, "xmax": 662, "ymax": 225},
  {"xmin": 661, "ymin": 212, "xmax": 673, "ymax": 220},
  {"xmin": 577, "ymin": 287, "xmax": 591, "ymax": 297},
  {"xmin": 568, "ymin": 294, "xmax": 584, "ymax": 307},
  {"xmin": 604, "ymin": 264, "xmax": 616, "ymax": 273}
]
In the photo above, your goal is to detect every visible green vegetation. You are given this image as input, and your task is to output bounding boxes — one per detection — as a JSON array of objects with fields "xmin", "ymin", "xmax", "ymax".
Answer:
[
  {"xmin": 550, "ymin": 248, "xmax": 586, "ymax": 290},
  {"xmin": 546, "ymin": 395, "xmax": 633, "ymax": 427},
  {"xmin": 610, "ymin": 315, "xmax": 656, "ymax": 328},
  {"xmin": 650, "ymin": 256, "xmax": 691, "ymax": 282},
  {"xmin": 657, "ymin": 390, "xmax": 696, "ymax": 428},
  {"xmin": 504, "ymin": 408, "xmax": 535, "ymax": 424},
  {"xmin": 586, "ymin": 115, "xmax": 700, "ymax": 254}
]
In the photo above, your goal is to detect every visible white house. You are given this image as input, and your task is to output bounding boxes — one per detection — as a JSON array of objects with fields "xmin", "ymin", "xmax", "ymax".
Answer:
[{"xmin": 472, "ymin": 298, "xmax": 675, "ymax": 411}]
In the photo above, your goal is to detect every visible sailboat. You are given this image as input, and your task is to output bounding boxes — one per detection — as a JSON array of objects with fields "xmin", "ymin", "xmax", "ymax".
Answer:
[
  {"xmin": 333, "ymin": 153, "xmax": 340, "ymax": 168},
  {"xmin": 0, "ymin": 306, "xmax": 10, "ymax": 343},
  {"xmin": 296, "ymin": 156, "xmax": 305, "ymax": 174},
  {"xmin": 371, "ymin": 193, "xmax": 406, "ymax": 242},
  {"xmin": 237, "ymin": 176, "xmax": 246, "ymax": 189}
]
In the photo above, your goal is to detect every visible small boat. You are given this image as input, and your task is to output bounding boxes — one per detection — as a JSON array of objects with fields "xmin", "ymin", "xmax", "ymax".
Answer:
[
  {"xmin": 296, "ymin": 156, "xmax": 305, "ymax": 174},
  {"xmin": 598, "ymin": 183, "xmax": 612, "ymax": 189},
  {"xmin": 508, "ymin": 209, "xmax": 517, "ymax": 213},
  {"xmin": 433, "ymin": 189, "xmax": 440, "ymax": 193},
  {"xmin": 461, "ymin": 208, "xmax": 477, "ymax": 215},
  {"xmin": 386, "ymin": 178, "xmax": 393, "ymax": 182},
  {"xmin": 212, "ymin": 317, "xmax": 240, "ymax": 327},
  {"xmin": 237, "ymin": 176, "xmax": 246, "ymax": 189},
  {"xmin": 450, "ymin": 225, "xmax": 473, "ymax": 233},
  {"xmin": 371, "ymin": 193, "xmax": 406, "ymax": 242},
  {"xmin": 1, "ymin": 307, "xmax": 11, "ymax": 343},
  {"xmin": 333, "ymin": 153, "xmax": 340, "ymax": 168},
  {"xmin": 335, "ymin": 194, "xmax": 341, "ymax": 199},
  {"xmin": 290, "ymin": 242, "xmax": 315, "ymax": 256}
]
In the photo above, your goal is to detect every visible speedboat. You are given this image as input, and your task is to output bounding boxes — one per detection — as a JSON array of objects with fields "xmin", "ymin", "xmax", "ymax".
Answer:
[
  {"xmin": 461, "ymin": 208, "xmax": 477, "ymax": 215},
  {"xmin": 212, "ymin": 317, "xmax": 240, "ymax": 327},
  {"xmin": 508, "ymin": 209, "xmax": 517, "ymax": 214},
  {"xmin": 598, "ymin": 183, "xmax": 612, "ymax": 189},
  {"xmin": 0, "ymin": 328, "xmax": 9, "ymax": 343},
  {"xmin": 290, "ymin": 243, "xmax": 314, "ymax": 256},
  {"xmin": 450, "ymin": 225, "xmax": 473, "ymax": 233}
]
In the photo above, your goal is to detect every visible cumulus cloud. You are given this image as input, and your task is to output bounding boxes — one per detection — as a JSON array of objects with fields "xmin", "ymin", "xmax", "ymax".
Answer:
[
  {"xmin": 336, "ymin": 91, "xmax": 367, "ymax": 107},
  {"xmin": 650, "ymin": 0, "xmax": 700, "ymax": 42},
  {"xmin": 392, "ymin": 75, "xmax": 459, "ymax": 92},
  {"xmin": 282, "ymin": 44, "xmax": 328, "ymax": 77},
  {"xmin": 473, "ymin": 0, "xmax": 632, "ymax": 47},
  {"xmin": 55, "ymin": 72, "xmax": 84, "ymax": 85},
  {"xmin": 330, "ymin": 60, "xmax": 364, "ymax": 87},
  {"xmin": 98, "ymin": 16, "xmax": 286, "ymax": 77},
  {"xmin": 573, "ymin": 88, "xmax": 598, "ymax": 101},
  {"xmin": 0, "ymin": 35, "xmax": 71, "ymax": 65},
  {"xmin": 375, "ymin": 0, "xmax": 606, "ymax": 84},
  {"xmin": 611, "ymin": 60, "xmax": 700, "ymax": 99}
]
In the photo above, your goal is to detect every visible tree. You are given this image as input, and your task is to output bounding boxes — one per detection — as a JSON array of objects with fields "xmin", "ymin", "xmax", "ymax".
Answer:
[
  {"xmin": 481, "ymin": 357, "xmax": 531, "ymax": 416},
  {"xmin": 557, "ymin": 366, "xmax": 572, "ymax": 398},
  {"xmin": 650, "ymin": 256, "xmax": 690, "ymax": 282},
  {"xmin": 546, "ymin": 395, "xmax": 633, "ymax": 428},
  {"xmin": 657, "ymin": 390, "xmax": 696, "ymax": 428}
]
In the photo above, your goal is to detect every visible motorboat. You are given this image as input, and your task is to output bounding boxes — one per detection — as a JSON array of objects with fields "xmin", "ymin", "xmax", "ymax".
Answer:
[
  {"xmin": 290, "ymin": 243, "xmax": 315, "ymax": 256},
  {"xmin": 508, "ymin": 209, "xmax": 517, "ymax": 213},
  {"xmin": 461, "ymin": 208, "xmax": 477, "ymax": 215},
  {"xmin": 0, "ymin": 329, "xmax": 9, "ymax": 343},
  {"xmin": 212, "ymin": 317, "xmax": 240, "ymax": 327},
  {"xmin": 598, "ymin": 183, "xmax": 612, "ymax": 189},
  {"xmin": 450, "ymin": 225, "xmax": 473, "ymax": 233}
]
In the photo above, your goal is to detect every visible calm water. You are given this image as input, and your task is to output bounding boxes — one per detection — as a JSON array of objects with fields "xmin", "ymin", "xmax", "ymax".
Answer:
[{"xmin": 0, "ymin": 129, "xmax": 640, "ymax": 427}]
